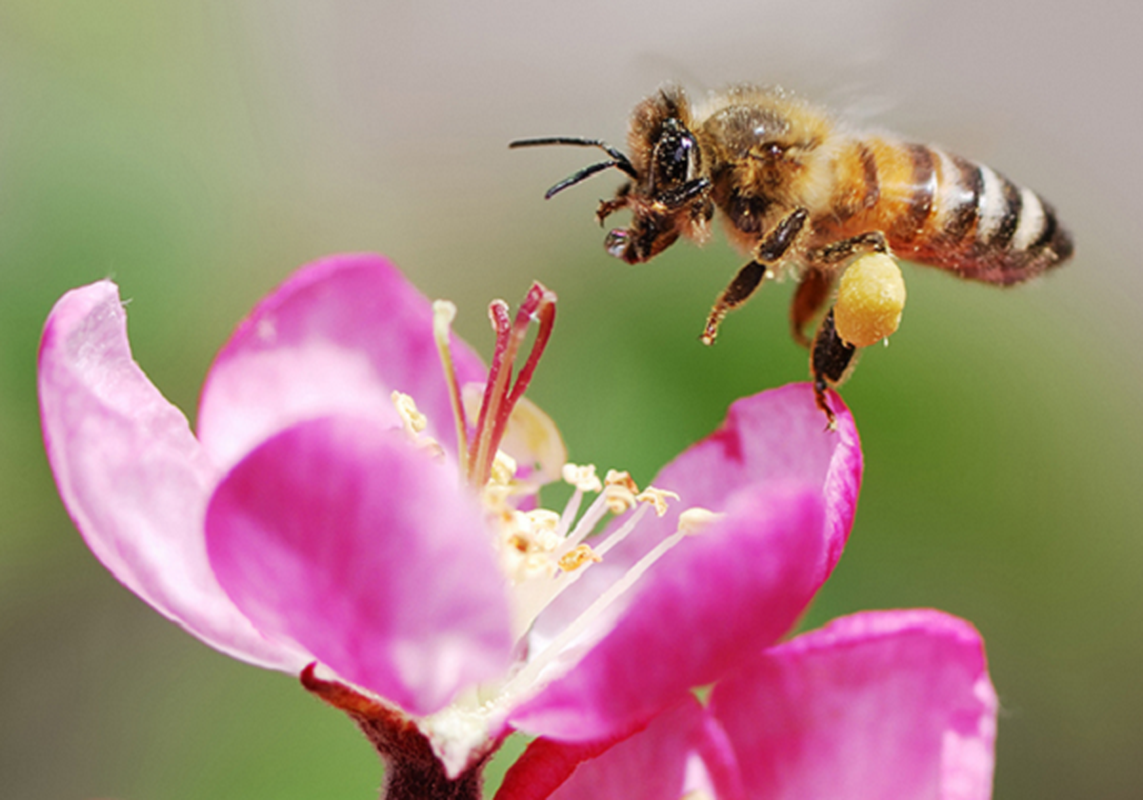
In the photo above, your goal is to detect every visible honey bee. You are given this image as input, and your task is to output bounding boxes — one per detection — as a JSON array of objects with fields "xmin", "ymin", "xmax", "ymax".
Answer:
[{"xmin": 511, "ymin": 84, "xmax": 1073, "ymax": 422}]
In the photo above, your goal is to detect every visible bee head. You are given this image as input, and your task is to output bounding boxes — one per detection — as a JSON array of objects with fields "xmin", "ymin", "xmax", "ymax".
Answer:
[
  {"xmin": 509, "ymin": 86, "xmax": 713, "ymax": 264},
  {"xmin": 599, "ymin": 105, "xmax": 714, "ymax": 264}
]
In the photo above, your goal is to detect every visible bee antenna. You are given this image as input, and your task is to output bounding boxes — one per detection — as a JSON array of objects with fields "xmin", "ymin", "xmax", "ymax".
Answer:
[
  {"xmin": 509, "ymin": 137, "xmax": 638, "ymax": 179},
  {"xmin": 543, "ymin": 161, "xmax": 628, "ymax": 199}
]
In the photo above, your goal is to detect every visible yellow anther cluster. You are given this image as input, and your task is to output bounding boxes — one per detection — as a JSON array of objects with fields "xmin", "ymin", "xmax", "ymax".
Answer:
[
  {"xmin": 558, "ymin": 543, "xmax": 602, "ymax": 572},
  {"xmin": 635, "ymin": 486, "xmax": 680, "ymax": 517},
  {"xmin": 562, "ymin": 463, "xmax": 603, "ymax": 493},
  {"xmin": 834, "ymin": 252, "xmax": 907, "ymax": 348},
  {"xmin": 390, "ymin": 391, "xmax": 445, "ymax": 459},
  {"xmin": 498, "ymin": 508, "xmax": 564, "ymax": 584},
  {"xmin": 489, "ymin": 451, "xmax": 518, "ymax": 487},
  {"xmin": 677, "ymin": 507, "xmax": 725, "ymax": 536},
  {"xmin": 603, "ymin": 470, "xmax": 640, "ymax": 514},
  {"xmin": 392, "ymin": 390, "xmax": 428, "ymax": 435}
]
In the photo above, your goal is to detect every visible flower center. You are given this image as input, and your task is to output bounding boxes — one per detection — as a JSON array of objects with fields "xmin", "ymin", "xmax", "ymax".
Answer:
[{"xmin": 393, "ymin": 284, "xmax": 723, "ymax": 768}]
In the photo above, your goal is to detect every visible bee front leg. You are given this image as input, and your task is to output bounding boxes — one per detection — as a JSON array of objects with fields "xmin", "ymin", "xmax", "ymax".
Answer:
[
  {"xmin": 701, "ymin": 261, "xmax": 767, "ymax": 345},
  {"xmin": 701, "ymin": 208, "xmax": 809, "ymax": 345},
  {"xmin": 810, "ymin": 307, "xmax": 858, "ymax": 429}
]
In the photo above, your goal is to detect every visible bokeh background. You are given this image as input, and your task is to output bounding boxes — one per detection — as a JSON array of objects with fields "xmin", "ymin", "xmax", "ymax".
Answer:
[{"xmin": 2, "ymin": 1, "xmax": 1141, "ymax": 797}]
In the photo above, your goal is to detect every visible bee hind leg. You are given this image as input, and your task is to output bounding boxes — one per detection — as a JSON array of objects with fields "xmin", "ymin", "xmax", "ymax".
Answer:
[
  {"xmin": 810, "ymin": 307, "xmax": 858, "ymax": 430},
  {"xmin": 808, "ymin": 230, "xmax": 889, "ymax": 265},
  {"xmin": 790, "ymin": 268, "xmax": 835, "ymax": 348}
]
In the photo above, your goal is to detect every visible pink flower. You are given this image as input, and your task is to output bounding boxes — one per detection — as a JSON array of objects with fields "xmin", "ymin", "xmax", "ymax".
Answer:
[
  {"xmin": 497, "ymin": 610, "xmax": 998, "ymax": 800},
  {"xmin": 38, "ymin": 254, "xmax": 862, "ymax": 787}
]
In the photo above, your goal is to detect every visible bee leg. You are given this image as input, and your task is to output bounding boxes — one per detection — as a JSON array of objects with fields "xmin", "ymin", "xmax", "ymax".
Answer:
[
  {"xmin": 810, "ymin": 307, "xmax": 858, "ymax": 430},
  {"xmin": 701, "ymin": 261, "xmax": 767, "ymax": 345},
  {"xmin": 808, "ymin": 231, "xmax": 888, "ymax": 265},
  {"xmin": 701, "ymin": 208, "xmax": 809, "ymax": 345},
  {"xmin": 790, "ymin": 268, "xmax": 834, "ymax": 348}
]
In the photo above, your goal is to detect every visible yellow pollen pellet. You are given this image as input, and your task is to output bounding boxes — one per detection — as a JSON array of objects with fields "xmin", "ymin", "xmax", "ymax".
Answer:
[
  {"xmin": 833, "ymin": 252, "xmax": 907, "ymax": 348},
  {"xmin": 558, "ymin": 544, "xmax": 602, "ymax": 572},
  {"xmin": 636, "ymin": 486, "xmax": 680, "ymax": 517}
]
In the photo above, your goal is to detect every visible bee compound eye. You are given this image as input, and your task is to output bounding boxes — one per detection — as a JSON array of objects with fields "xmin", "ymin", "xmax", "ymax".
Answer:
[{"xmin": 604, "ymin": 228, "xmax": 630, "ymax": 258}]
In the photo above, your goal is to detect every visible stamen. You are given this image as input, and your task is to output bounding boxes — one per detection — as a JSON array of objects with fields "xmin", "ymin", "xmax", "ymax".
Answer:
[
  {"xmin": 390, "ymin": 391, "xmax": 445, "ymax": 460},
  {"xmin": 489, "ymin": 451, "xmax": 518, "ymax": 487},
  {"xmin": 391, "ymin": 391, "xmax": 428, "ymax": 437},
  {"xmin": 558, "ymin": 544, "xmax": 602, "ymax": 572},
  {"xmin": 590, "ymin": 503, "xmax": 650, "ymax": 559},
  {"xmin": 678, "ymin": 507, "xmax": 724, "ymax": 535},
  {"xmin": 636, "ymin": 486, "xmax": 680, "ymax": 517},
  {"xmin": 557, "ymin": 489, "xmax": 614, "ymax": 553},
  {"xmin": 500, "ymin": 517, "xmax": 693, "ymax": 697},
  {"xmin": 563, "ymin": 463, "xmax": 603, "ymax": 493},
  {"xmin": 432, "ymin": 300, "xmax": 469, "ymax": 472},
  {"xmin": 604, "ymin": 469, "xmax": 640, "ymax": 514}
]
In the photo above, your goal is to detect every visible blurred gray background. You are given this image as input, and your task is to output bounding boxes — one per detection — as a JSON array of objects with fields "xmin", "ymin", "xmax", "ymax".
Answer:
[{"xmin": 2, "ymin": 1, "xmax": 1141, "ymax": 797}]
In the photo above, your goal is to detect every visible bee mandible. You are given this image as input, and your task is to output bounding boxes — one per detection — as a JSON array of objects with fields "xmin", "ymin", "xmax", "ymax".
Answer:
[{"xmin": 511, "ymin": 84, "xmax": 1074, "ymax": 423}]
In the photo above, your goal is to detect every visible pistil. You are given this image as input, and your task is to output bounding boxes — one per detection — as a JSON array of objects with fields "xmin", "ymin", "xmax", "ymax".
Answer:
[{"xmin": 456, "ymin": 284, "xmax": 558, "ymax": 487}]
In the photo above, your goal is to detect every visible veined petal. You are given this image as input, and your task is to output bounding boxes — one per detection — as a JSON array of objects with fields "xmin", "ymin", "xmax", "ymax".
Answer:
[
  {"xmin": 496, "ymin": 698, "xmax": 707, "ymax": 800},
  {"xmin": 37, "ymin": 281, "xmax": 308, "ymax": 671},
  {"xmin": 710, "ymin": 610, "xmax": 997, "ymax": 800},
  {"xmin": 197, "ymin": 254, "xmax": 487, "ymax": 470},
  {"xmin": 204, "ymin": 415, "xmax": 515, "ymax": 716},
  {"xmin": 510, "ymin": 485, "xmax": 825, "ymax": 740}
]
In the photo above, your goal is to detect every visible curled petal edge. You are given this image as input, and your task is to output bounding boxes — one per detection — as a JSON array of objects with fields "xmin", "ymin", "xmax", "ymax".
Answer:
[{"xmin": 38, "ymin": 280, "xmax": 309, "ymax": 671}]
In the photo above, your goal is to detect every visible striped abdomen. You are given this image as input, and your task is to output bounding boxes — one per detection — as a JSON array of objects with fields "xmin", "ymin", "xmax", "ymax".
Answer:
[{"xmin": 824, "ymin": 137, "xmax": 1073, "ymax": 285}]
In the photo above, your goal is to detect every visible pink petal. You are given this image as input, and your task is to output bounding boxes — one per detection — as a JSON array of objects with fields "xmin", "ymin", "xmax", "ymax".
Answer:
[
  {"xmin": 710, "ymin": 610, "xmax": 997, "ymax": 800},
  {"xmin": 534, "ymin": 384, "xmax": 861, "ymax": 646},
  {"xmin": 197, "ymin": 254, "xmax": 486, "ymax": 470},
  {"xmin": 510, "ymin": 484, "xmax": 825, "ymax": 741},
  {"xmin": 651, "ymin": 383, "xmax": 861, "ymax": 581},
  {"xmin": 204, "ymin": 415, "xmax": 515, "ymax": 715},
  {"xmin": 497, "ymin": 699, "xmax": 708, "ymax": 800},
  {"xmin": 38, "ymin": 281, "xmax": 308, "ymax": 671}
]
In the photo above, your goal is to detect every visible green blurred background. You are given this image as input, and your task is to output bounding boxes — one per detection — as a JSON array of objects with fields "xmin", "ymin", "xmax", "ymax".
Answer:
[{"xmin": 2, "ymin": 1, "xmax": 1140, "ymax": 797}]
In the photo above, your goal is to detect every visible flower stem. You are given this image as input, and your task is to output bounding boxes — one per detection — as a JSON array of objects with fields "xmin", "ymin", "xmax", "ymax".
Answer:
[{"xmin": 301, "ymin": 665, "xmax": 491, "ymax": 800}]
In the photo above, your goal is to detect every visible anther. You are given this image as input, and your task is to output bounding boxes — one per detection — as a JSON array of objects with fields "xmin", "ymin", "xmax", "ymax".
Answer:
[
  {"xmin": 391, "ymin": 391, "xmax": 428, "ymax": 437},
  {"xmin": 489, "ymin": 451, "xmax": 518, "ymax": 487},
  {"xmin": 677, "ymin": 507, "xmax": 724, "ymax": 535},
  {"xmin": 562, "ymin": 463, "xmax": 603, "ymax": 493},
  {"xmin": 558, "ymin": 544, "xmax": 602, "ymax": 572},
  {"xmin": 604, "ymin": 469, "xmax": 640, "ymax": 514},
  {"xmin": 636, "ymin": 486, "xmax": 680, "ymax": 517}
]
